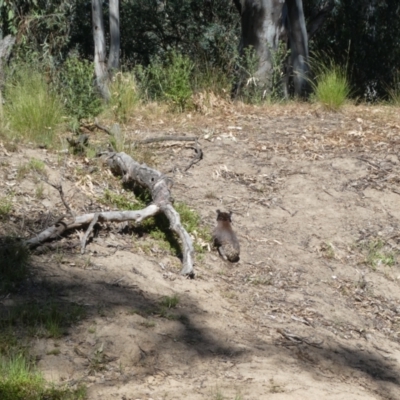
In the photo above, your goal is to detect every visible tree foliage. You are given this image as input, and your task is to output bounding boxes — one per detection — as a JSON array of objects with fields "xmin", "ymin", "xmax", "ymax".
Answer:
[
  {"xmin": 305, "ymin": 0, "xmax": 400, "ymax": 99},
  {"xmin": 1, "ymin": 0, "xmax": 399, "ymax": 101}
]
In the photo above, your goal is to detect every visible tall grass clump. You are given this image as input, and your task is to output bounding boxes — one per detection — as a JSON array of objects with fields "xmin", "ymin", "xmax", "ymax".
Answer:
[
  {"xmin": 108, "ymin": 72, "xmax": 140, "ymax": 122},
  {"xmin": 0, "ymin": 353, "xmax": 87, "ymax": 400},
  {"xmin": 310, "ymin": 55, "xmax": 351, "ymax": 110},
  {"xmin": 138, "ymin": 50, "xmax": 194, "ymax": 111},
  {"xmin": 387, "ymin": 71, "xmax": 400, "ymax": 105},
  {"xmin": 4, "ymin": 65, "xmax": 64, "ymax": 146}
]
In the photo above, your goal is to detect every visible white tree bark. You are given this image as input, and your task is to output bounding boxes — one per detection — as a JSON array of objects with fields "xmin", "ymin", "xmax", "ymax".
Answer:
[
  {"xmin": 108, "ymin": 0, "xmax": 120, "ymax": 74},
  {"xmin": 92, "ymin": 0, "xmax": 110, "ymax": 100},
  {"xmin": 234, "ymin": 0, "xmax": 308, "ymax": 97}
]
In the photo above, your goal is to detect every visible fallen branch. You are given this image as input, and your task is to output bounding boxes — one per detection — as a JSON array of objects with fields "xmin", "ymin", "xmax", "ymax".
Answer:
[
  {"xmin": 137, "ymin": 136, "xmax": 197, "ymax": 144},
  {"xmin": 277, "ymin": 328, "xmax": 324, "ymax": 348},
  {"xmin": 25, "ymin": 152, "xmax": 195, "ymax": 277},
  {"xmin": 184, "ymin": 140, "xmax": 203, "ymax": 172}
]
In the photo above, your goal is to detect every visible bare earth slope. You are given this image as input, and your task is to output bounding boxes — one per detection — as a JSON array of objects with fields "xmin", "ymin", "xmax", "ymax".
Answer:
[{"xmin": 1, "ymin": 104, "xmax": 400, "ymax": 399}]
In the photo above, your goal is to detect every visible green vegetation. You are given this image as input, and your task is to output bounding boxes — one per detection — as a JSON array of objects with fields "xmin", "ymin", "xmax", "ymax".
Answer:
[
  {"xmin": 17, "ymin": 158, "xmax": 47, "ymax": 180},
  {"xmin": 57, "ymin": 54, "xmax": 103, "ymax": 121},
  {"xmin": 387, "ymin": 71, "xmax": 400, "ymax": 105},
  {"xmin": 0, "ymin": 237, "xmax": 29, "ymax": 293},
  {"xmin": 4, "ymin": 65, "xmax": 64, "ymax": 147},
  {"xmin": 0, "ymin": 353, "xmax": 87, "ymax": 400},
  {"xmin": 109, "ymin": 72, "xmax": 140, "ymax": 122},
  {"xmin": 139, "ymin": 51, "xmax": 194, "ymax": 111},
  {"xmin": 363, "ymin": 239, "xmax": 396, "ymax": 270},
  {"xmin": 159, "ymin": 294, "xmax": 180, "ymax": 309},
  {"xmin": 0, "ymin": 301, "xmax": 86, "ymax": 339},
  {"xmin": 310, "ymin": 57, "xmax": 351, "ymax": 110},
  {"xmin": 237, "ymin": 43, "xmax": 289, "ymax": 104},
  {"xmin": 101, "ymin": 190, "xmax": 210, "ymax": 256},
  {"xmin": 0, "ymin": 197, "xmax": 13, "ymax": 219}
]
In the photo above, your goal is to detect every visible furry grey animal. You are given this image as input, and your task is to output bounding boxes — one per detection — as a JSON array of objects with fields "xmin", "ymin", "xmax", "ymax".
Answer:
[{"xmin": 212, "ymin": 210, "xmax": 240, "ymax": 262}]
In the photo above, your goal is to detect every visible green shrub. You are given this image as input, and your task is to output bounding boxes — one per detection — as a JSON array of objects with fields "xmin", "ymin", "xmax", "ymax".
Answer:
[
  {"xmin": 4, "ymin": 66, "xmax": 64, "ymax": 146},
  {"xmin": 310, "ymin": 56, "xmax": 351, "ymax": 110},
  {"xmin": 58, "ymin": 55, "xmax": 103, "ymax": 120},
  {"xmin": 140, "ymin": 51, "xmax": 194, "ymax": 111}
]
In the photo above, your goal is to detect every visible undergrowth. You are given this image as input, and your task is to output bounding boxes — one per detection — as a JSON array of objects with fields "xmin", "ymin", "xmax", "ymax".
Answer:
[
  {"xmin": 0, "ymin": 353, "xmax": 87, "ymax": 400},
  {"xmin": 0, "ymin": 237, "xmax": 30, "ymax": 293},
  {"xmin": 3, "ymin": 65, "xmax": 64, "ymax": 146},
  {"xmin": 100, "ymin": 190, "xmax": 211, "ymax": 256}
]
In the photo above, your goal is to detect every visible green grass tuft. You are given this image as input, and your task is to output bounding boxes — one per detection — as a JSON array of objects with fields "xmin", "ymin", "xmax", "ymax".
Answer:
[
  {"xmin": 0, "ymin": 353, "xmax": 87, "ymax": 400},
  {"xmin": 310, "ymin": 59, "xmax": 351, "ymax": 111},
  {"xmin": 108, "ymin": 72, "xmax": 140, "ymax": 122},
  {"xmin": 0, "ymin": 301, "xmax": 86, "ymax": 338},
  {"xmin": 0, "ymin": 197, "xmax": 13, "ymax": 219},
  {"xmin": 159, "ymin": 294, "xmax": 180, "ymax": 309},
  {"xmin": 4, "ymin": 65, "xmax": 64, "ymax": 147}
]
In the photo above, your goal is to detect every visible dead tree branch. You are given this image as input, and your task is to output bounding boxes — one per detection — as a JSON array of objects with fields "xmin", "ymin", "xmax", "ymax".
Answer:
[
  {"xmin": 137, "ymin": 136, "xmax": 197, "ymax": 144},
  {"xmin": 25, "ymin": 152, "xmax": 195, "ymax": 277}
]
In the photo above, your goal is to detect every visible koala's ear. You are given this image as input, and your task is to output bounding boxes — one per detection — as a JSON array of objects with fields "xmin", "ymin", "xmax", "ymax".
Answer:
[
  {"xmin": 216, "ymin": 209, "xmax": 221, "ymax": 214},
  {"xmin": 229, "ymin": 211, "xmax": 233, "ymax": 217}
]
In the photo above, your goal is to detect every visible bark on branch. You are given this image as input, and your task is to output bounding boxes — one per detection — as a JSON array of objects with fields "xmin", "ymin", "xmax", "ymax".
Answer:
[{"xmin": 26, "ymin": 152, "xmax": 195, "ymax": 277}]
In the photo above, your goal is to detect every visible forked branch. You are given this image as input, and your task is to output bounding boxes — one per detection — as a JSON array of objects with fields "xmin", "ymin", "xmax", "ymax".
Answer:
[{"xmin": 26, "ymin": 152, "xmax": 195, "ymax": 277}]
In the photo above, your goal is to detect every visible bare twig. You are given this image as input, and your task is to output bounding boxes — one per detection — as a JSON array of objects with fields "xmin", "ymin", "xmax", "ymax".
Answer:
[
  {"xmin": 94, "ymin": 118, "xmax": 113, "ymax": 135},
  {"xmin": 277, "ymin": 328, "xmax": 323, "ymax": 348},
  {"xmin": 184, "ymin": 140, "xmax": 203, "ymax": 172},
  {"xmin": 42, "ymin": 179, "xmax": 75, "ymax": 218},
  {"xmin": 81, "ymin": 212, "xmax": 100, "ymax": 254},
  {"xmin": 137, "ymin": 136, "xmax": 197, "ymax": 144}
]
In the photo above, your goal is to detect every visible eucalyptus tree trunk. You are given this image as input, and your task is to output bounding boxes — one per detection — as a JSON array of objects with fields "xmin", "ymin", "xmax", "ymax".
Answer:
[
  {"xmin": 92, "ymin": 0, "xmax": 110, "ymax": 101},
  {"xmin": 233, "ymin": 0, "xmax": 309, "ymax": 97},
  {"xmin": 286, "ymin": 0, "xmax": 308, "ymax": 96},
  {"xmin": 108, "ymin": 0, "xmax": 120, "ymax": 74}
]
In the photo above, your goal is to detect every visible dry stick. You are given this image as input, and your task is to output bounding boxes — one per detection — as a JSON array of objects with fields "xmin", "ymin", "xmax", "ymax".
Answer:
[
  {"xmin": 184, "ymin": 140, "xmax": 203, "ymax": 172},
  {"xmin": 136, "ymin": 136, "xmax": 197, "ymax": 144},
  {"xmin": 81, "ymin": 212, "xmax": 100, "ymax": 254},
  {"xmin": 94, "ymin": 118, "xmax": 113, "ymax": 135},
  {"xmin": 277, "ymin": 328, "xmax": 324, "ymax": 348},
  {"xmin": 42, "ymin": 178, "xmax": 75, "ymax": 218}
]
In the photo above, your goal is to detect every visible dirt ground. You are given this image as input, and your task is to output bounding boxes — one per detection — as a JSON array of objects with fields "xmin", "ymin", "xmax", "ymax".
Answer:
[{"xmin": 1, "ymin": 102, "xmax": 400, "ymax": 399}]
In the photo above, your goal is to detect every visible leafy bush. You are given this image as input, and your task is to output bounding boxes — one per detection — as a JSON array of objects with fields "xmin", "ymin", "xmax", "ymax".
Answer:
[
  {"xmin": 58, "ymin": 55, "xmax": 103, "ymax": 120},
  {"xmin": 140, "ymin": 51, "xmax": 194, "ymax": 111},
  {"xmin": 4, "ymin": 65, "xmax": 64, "ymax": 146}
]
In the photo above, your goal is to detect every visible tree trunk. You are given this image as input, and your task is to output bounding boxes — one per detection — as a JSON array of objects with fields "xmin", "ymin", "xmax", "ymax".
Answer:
[
  {"xmin": 108, "ymin": 0, "xmax": 120, "ymax": 74},
  {"xmin": 234, "ymin": 0, "xmax": 309, "ymax": 97},
  {"xmin": 286, "ymin": 0, "xmax": 308, "ymax": 96},
  {"xmin": 92, "ymin": 0, "xmax": 110, "ymax": 101}
]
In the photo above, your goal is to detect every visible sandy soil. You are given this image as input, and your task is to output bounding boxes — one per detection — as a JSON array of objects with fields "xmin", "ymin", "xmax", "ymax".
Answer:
[{"xmin": 1, "ymin": 103, "xmax": 400, "ymax": 399}]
